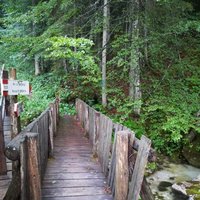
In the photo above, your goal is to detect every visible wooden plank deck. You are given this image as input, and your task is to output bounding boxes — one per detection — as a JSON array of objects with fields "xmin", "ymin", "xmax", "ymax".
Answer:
[
  {"xmin": 42, "ymin": 115, "xmax": 112, "ymax": 200},
  {"xmin": 0, "ymin": 116, "xmax": 12, "ymax": 200}
]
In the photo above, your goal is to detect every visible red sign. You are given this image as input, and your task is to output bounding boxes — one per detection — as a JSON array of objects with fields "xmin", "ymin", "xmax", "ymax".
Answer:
[{"xmin": 1, "ymin": 79, "xmax": 8, "ymax": 96}]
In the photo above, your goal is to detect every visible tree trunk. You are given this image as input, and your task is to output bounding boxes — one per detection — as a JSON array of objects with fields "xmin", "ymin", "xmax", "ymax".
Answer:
[
  {"xmin": 129, "ymin": 0, "xmax": 142, "ymax": 115},
  {"xmin": 144, "ymin": 0, "xmax": 155, "ymax": 67},
  {"xmin": 34, "ymin": 54, "xmax": 40, "ymax": 76},
  {"xmin": 32, "ymin": 0, "xmax": 40, "ymax": 76},
  {"xmin": 101, "ymin": 0, "xmax": 109, "ymax": 107},
  {"xmin": 63, "ymin": 59, "xmax": 68, "ymax": 72}
]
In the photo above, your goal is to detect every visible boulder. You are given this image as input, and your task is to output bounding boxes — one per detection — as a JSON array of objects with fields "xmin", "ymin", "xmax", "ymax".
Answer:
[{"xmin": 182, "ymin": 134, "xmax": 200, "ymax": 168}]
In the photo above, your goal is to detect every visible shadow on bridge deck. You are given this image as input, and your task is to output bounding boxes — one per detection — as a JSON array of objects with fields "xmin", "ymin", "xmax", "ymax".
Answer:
[{"xmin": 42, "ymin": 115, "xmax": 112, "ymax": 200}]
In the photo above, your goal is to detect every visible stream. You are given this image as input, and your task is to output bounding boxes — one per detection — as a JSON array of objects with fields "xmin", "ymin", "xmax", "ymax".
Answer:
[{"xmin": 147, "ymin": 160, "xmax": 200, "ymax": 200}]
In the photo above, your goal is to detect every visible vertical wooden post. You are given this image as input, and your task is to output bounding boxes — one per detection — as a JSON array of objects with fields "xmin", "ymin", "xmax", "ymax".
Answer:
[
  {"xmin": 93, "ymin": 111, "xmax": 100, "ymax": 157},
  {"xmin": 55, "ymin": 97, "xmax": 59, "ymax": 124},
  {"xmin": 48, "ymin": 104, "xmax": 54, "ymax": 157},
  {"xmin": 115, "ymin": 131, "xmax": 129, "ymax": 200},
  {"xmin": 53, "ymin": 103, "xmax": 57, "ymax": 134},
  {"xmin": 0, "ymin": 100, "xmax": 7, "ymax": 175},
  {"xmin": 102, "ymin": 116, "xmax": 113, "ymax": 176},
  {"xmin": 9, "ymin": 68, "xmax": 21, "ymax": 139},
  {"xmin": 108, "ymin": 130, "xmax": 117, "ymax": 196},
  {"xmin": 20, "ymin": 138, "xmax": 27, "ymax": 200},
  {"xmin": 26, "ymin": 132, "xmax": 41, "ymax": 200},
  {"xmin": 128, "ymin": 135, "xmax": 151, "ymax": 200},
  {"xmin": 50, "ymin": 103, "xmax": 56, "ymax": 136}
]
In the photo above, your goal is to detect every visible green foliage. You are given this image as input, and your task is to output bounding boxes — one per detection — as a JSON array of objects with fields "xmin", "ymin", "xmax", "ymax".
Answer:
[
  {"xmin": 46, "ymin": 37, "xmax": 100, "ymax": 83},
  {"xmin": 123, "ymin": 119, "xmax": 144, "ymax": 139},
  {"xmin": 59, "ymin": 103, "xmax": 76, "ymax": 116},
  {"xmin": 147, "ymin": 162, "xmax": 157, "ymax": 172},
  {"xmin": 142, "ymin": 79, "xmax": 200, "ymax": 154},
  {"xmin": 45, "ymin": 36, "xmax": 101, "ymax": 101}
]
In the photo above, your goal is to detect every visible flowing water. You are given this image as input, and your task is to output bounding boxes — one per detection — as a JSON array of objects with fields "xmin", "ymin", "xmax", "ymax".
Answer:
[{"xmin": 147, "ymin": 162, "xmax": 200, "ymax": 200}]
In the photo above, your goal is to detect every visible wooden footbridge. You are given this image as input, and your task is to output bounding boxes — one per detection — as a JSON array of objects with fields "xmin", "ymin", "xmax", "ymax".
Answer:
[{"xmin": 0, "ymin": 97, "xmax": 155, "ymax": 200}]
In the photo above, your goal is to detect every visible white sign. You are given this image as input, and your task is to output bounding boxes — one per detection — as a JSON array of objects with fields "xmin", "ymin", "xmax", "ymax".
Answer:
[{"xmin": 8, "ymin": 80, "xmax": 30, "ymax": 95}]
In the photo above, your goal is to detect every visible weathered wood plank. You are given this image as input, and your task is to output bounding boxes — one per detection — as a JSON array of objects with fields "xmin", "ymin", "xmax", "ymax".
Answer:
[
  {"xmin": 108, "ymin": 130, "xmax": 116, "ymax": 195},
  {"xmin": 55, "ymin": 98, "xmax": 60, "ymax": 125},
  {"xmin": 115, "ymin": 131, "xmax": 129, "ymax": 200},
  {"xmin": 98, "ymin": 114, "xmax": 113, "ymax": 176},
  {"xmin": 43, "ymin": 172, "xmax": 105, "ymax": 180},
  {"xmin": 45, "ymin": 162, "xmax": 101, "ymax": 168},
  {"xmin": 26, "ymin": 132, "xmax": 41, "ymax": 200},
  {"xmin": 98, "ymin": 114, "xmax": 105, "ymax": 168},
  {"xmin": 83, "ymin": 102, "xmax": 89, "ymax": 136},
  {"xmin": 48, "ymin": 107, "xmax": 54, "ymax": 157},
  {"xmin": 42, "ymin": 187, "xmax": 109, "ymax": 197},
  {"xmin": 93, "ymin": 111, "xmax": 100, "ymax": 156},
  {"xmin": 88, "ymin": 106, "xmax": 94, "ymax": 145},
  {"xmin": 42, "ymin": 179, "xmax": 107, "ymax": 188},
  {"xmin": 45, "ymin": 166, "xmax": 101, "ymax": 174},
  {"xmin": 42, "ymin": 195, "xmax": 113, "ymax": 200},
  {"xmin": 128, "ymin": 135, "xmax": 151, "ymax": 200},
  {"xmin": 102, "ymin": 116, "xmax": 113, "ymax": 176},
  {"xmin": 113, "ymin": 124, "xmax": 155, "ymax": 162},
  {"xmin": 20, "ymin": 135, "xmax": 27, "ymax": 200},
  {"xmin": 0, "ymin": 179, "xmax": 10, "ymax": 187}
]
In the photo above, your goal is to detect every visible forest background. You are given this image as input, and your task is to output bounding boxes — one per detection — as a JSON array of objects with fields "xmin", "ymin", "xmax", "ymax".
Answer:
[{"xmin": 0, "ymin": 0, "xmax": 199, "ymax": 158}]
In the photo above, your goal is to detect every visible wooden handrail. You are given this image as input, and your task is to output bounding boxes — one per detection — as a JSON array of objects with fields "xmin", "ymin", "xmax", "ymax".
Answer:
[
  {"xmin": 0, "ymin": 96, "xmax": 7, "ymax": 175},
  {"xmin": 76, "ymin": 99, "xmax": 156, "ymax": 161},
  {"xmin": 4, "ymin": 98, "xmax": 60, "ymax": 200},
  {"xmin": 0, "ymin": 68, "xmax": 9, "ymax": 175},
  {"xmin": 0, "ymin": 97, "xmax": 5, "ymax": 120},
  {"xmin": 76, "ymin": 98, "xmax": 155, "ymax": 200}
]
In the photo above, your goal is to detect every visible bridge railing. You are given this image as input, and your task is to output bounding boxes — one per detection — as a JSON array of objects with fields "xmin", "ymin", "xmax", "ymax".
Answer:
[
  {"xmin": 0, "ymin": 68, "xmax": 9, "ymax": 175},
  {"xmin": 0, "ymin": 96, "xmax": 7, "ymax": 175},
  {"xmin": 76, "ymin": 99, "xmax": 155, "ymax": 200},
  {"xmin": 4, "ymin": 98, "xmax": 59, "ymax": 200}
]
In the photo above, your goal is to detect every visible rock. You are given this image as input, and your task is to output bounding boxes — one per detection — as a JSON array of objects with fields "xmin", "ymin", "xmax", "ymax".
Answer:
[
  {"xmin": 158, "ymin": 181, "xmax": 172, "ymax": 192},
  {"xmin": 172, "ymin": 178, "xmax": 200, "ymax": 200},
  {"xmin": 172, "ymin": 183, "xmax": 188, "ymax": 197},
  {"xmin": 182, "ymin": 134, "xmax": 200, "ymax": 168}
]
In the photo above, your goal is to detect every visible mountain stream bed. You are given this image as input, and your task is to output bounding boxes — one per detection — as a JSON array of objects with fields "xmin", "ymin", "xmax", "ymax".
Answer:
[{"xmin": 147, "ymin": 161, "xmax": 200, "ymax": 200}]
